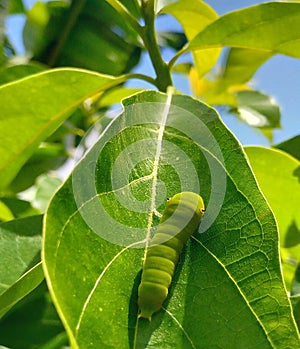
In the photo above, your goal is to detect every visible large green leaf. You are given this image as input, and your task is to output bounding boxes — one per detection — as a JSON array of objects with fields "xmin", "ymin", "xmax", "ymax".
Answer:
[
  {"xmin": 0, "ymin": 215, "xmax": 43, "ymax": 296},
  {"xmin": 188, "ymin": 2, "xmax": 300, "ymax": 59},
  {"xmin": 43, "ymin": 91, "xmax": 299, "ymax": 348},
  {"xmin": 0, "ymin": 68, "xmax": 118, "ymax": 190},
  {"xmin": 161, "ymin": 0, "xmax": 221, "ymax": 76}
]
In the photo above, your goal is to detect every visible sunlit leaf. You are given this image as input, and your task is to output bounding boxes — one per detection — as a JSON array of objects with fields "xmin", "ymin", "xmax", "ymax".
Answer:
[
  {"xmin": 0, "ymin": 68, "xmax": 118, "ymax": 189},
  {"xmin": 245, "ymin": 146, "xmax": 300, "ymax": 290},
  {"xmin": 221, "ymin": 48, "xmax": 273, "ymax": 85},
  {"xmin": 188, "ymin": 2, "xmax": 300, "ymax": 59},
  {"xmin": 43, "ymin": 91, "xmax": 299, "ymax": 348},
  {"xmin": 161, "ymin": 0, "xmax": 221, "ymax": 76}
]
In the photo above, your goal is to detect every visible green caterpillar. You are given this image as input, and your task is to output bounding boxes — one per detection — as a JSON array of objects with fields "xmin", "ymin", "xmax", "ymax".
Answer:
[{"xmin": 138, "ymin": 192, "xmax": 205, "ymax": 320}]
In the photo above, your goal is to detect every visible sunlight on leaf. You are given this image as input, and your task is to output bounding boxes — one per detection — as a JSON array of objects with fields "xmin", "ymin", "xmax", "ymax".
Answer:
[
  {"xmin": 43, "ymin": 91, "xmax": 299, "ymax": 348},
  {"xmin": 188, "ymin": 2, "xmax": 300, "ymax": 59},
  {"xmin": 0, "ymin": 68, "xmax": 118, "ymax": 190},
  {"xmin": 161, "ymin": 0, "xmax": 221, "ymax": 76}
]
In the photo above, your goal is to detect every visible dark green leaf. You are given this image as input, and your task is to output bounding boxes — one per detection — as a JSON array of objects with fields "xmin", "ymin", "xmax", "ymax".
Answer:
[
  {"xmin": 291, "ymin": 294, "xmax": 300, "ymax": 333},
  {"xmin": 23, "ymin": 0, "xmax": 141, "ymax": 75},
  {"xmin": 274, "ymin": 135, "xmax": 300, "ymax": 161},
  {"xmin": 0, "ymin": 198, "xmax": 40, "ymax": 220},
  {"xmin": 292, "ymin": 264, "xmax": 300, "ymax": 296},
  {"xmin": 8, "ymin": 0, "xmax": 25, "ymax": 14},
  {"xmin": 0, "ymin": 282, "xmax": 68, "ymax": 349},
  {"xmin": 157, "ymin": 31, "xmax": 187, "ymax": 51}
]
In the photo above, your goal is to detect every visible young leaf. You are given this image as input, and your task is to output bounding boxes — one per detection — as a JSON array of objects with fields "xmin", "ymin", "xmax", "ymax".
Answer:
[{"xmin": 161, "ymin": 0, "xmax": 221, "ymax": 76}]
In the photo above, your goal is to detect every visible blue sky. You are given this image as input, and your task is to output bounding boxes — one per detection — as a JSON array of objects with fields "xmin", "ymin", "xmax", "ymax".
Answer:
[{"xmin": 6, "ymin": 0, "xmax": 300, "ymax": 146}]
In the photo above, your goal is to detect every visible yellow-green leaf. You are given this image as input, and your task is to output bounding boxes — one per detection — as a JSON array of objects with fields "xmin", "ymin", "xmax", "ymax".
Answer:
[
  {"xmin": 188, "ymin": 2, "xmax": 300, "ymax": 59},
  {"xmin": 161, "ymin": 0, "xmax": 221, "ymax": 76}
]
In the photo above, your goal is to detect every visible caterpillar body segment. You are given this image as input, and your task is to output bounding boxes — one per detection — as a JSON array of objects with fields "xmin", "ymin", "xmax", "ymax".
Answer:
[{"xmin": 138, "ymin": 192, "xmax": 205, "ymax": 320}]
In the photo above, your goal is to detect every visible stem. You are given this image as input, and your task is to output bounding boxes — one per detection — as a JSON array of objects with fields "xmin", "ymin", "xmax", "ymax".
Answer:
[
  {"xmin": 140, "ymin": 0, "xmax": 173, "ymax": 92},
  {"xmin": 168, "ymin": 46, "xmax": 189, "ymax": 70},
  {"xmin": 127, "ymin": 73, "xmax": 157, "ymax": 86}
]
